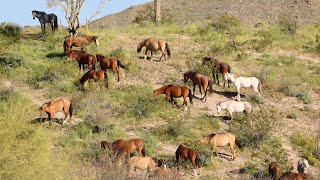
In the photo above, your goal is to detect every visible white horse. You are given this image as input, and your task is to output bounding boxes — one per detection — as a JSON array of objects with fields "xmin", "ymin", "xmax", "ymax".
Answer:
[
  {"xmin": 217, "ymin": 100, "xmax": 252, "ymax": 121},
  {"xmin": 224, "ymin": 73, "xmax": 261, "ymax": 101},
  {"xmin": 297, "ymin": 158, "xmax": 309, "ymax": 174}
]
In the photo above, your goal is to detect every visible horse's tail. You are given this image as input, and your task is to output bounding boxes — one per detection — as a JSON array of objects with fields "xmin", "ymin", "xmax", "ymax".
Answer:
[
  {"xmin": 196, "ymin": 153, "xmax": 200, "ymax": 168},
  {"xmin": 117, "ymin": 60, "xmax": 127, "ymax": 70},
  {"xmin": 54, "ymin": 16, "xmax": 58, "ymax": 31},
  {"xmin": 258, "ymin": 79, "xmax": 262, "ymax": 95},
  {"xmin": 69, "ymin": 101, "xmax": 73, "ymax": 119},
  {"xmin": 189, "ymin": 89, "xmax": 193, "ymax": 105},
  {"xmin": 208, "ymin": 80, "xmax": 213, "ymax": 94},
  {"xmin": 165, "ymin": 42, "xmax": 171, "ymax": 58},
  {"xmin": 141, "ymin": 144, "xmax": 146, "ymax": 157},
  {"xmin": 228, "ymin": 64, "xmax": 231, "ymax": 73},
  {"xmin": 270, "ymin": 167, "xmax": 277, "ymax": 180},
  {"xmin": 235, "ymin": 139, "xmax": 242, "ymax": 150}
]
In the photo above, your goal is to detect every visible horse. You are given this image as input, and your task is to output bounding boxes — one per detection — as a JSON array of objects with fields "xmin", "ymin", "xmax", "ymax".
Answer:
[
  {"xmin": 127, "ymin": 156, "xmax": 166, "ymax": 176},
  {"xmin": 67, "ymin": 50, "xmax": 96, "ymax": 71},
  {"xmin": 96, "ymin": 54, "xmax": 127, "ymax": 82},
  {"xmin": 269, "ymin": 162, "xmax": 281, "ymax": 180},
  {"xmin": 224, "ymin": 73, "xmax": 262, "ymax": 101},
  {"xmin": 154, "ymin": 84, "xmax": 193, "ymax": 111},
  {"xmin": 80, "ymin": 69, "xmax": 108, "ymax": 90},
  {"xmin": 202, "ymin": 57, "xmax": 231, "ymax": 87},
  {"xmin": 297, "ymin": 159, "xmax": 309, "ymax": 174},
  {"xmin": 199, "ymin": 133, "xmax": 241, "ymax": 160},
  {"xmin": 63, "ymin": 35, "xmax": 99, "ymax": 54},
  {"xmin": 280, "ymin": 172, "xmax": 308, "ymax": 180},
  {"xmin": 216, "ymin": 100, "xmax": 252, "ymax": 120},
  {"xmin": 175, "ymin": 144, "xmax": 200, "ymax": 175},
  {"xmin": 137, "ymin": 37, "xmax": 171, "ymax": 61},
  {"xmin": 101, "ymin": 138, "xmax": 146, "ymax": 159},
  {"xmin": 39, "ymin": 98, "xmax": 72, "ymax": 125},
  {"xmin": 183, "ymin": 71, "xmax": 213, "ymax": 102},
  {"xmin": 32, "ymin": 10, "xmax": 58, "ymax": 34}
]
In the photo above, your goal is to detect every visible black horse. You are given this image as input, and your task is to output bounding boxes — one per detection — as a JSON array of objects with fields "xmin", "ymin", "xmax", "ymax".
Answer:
[{"xmin": 32, "ymin": 10, "xmax": 58, "ymax": 34}]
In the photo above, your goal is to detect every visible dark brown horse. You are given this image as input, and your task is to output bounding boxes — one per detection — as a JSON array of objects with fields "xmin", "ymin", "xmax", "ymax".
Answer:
[
  {"xmin": 137, "ymin": 37, "xmax": 171, "ymax": 61},
  {"xmin": 68, "ymin": 50, "xmax": 96, "ymax": 71},
  {"xmin": 175, "ymin": 144, "xmax": 200, "ymax": 175},
  {"xmin": 183, "ymin": 71, "xmax": 213, "ymax": 102},
  {"xmin": 154, "ymin": 84, "xmax": 193, "ymax": 110},
  {"xmin": 39, "ymin": 98, "xmax": 72, "ymax": 125},
  {"xmin": 80, "ymin": 69, "xmax": 108, "ymax": 90},
  {"xmin": 280, "ymin": 172, "xmax": 308, "ymax": 180},
  {"xmin": 63, "ymin": 35, "xmax": 99, "ymax": 54},
  {"xmin": 202, "ymin": 57, "xmax": 231, "ymax": 87},
  {"xmin": 101, "ymin": 138, "xmax": 146, "ymax": 159},
  {"xmin": 269, "ymin": 162, "xmax": 280, "ymax": 180},
  {"xmin": 96, "ymin": 54, "xmax": 127, "ymax": 82}
]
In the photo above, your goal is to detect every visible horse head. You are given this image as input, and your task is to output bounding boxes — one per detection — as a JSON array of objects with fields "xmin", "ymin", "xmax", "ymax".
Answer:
[
  {"xmin": 92, "ymin": 36, "xmax": 99, "ymax": 46},
  {"xmin": 137, "ymin": 42, "xmax": 144, "ymax": 53},
  {"xmin": 183, "ymin": 72, "xmax": 190, "ymax": 83},
  {"xmin": 216, "ymin": 102, "xmax": 222, "ymax": 114},
  {"xmin": 32, "ymin": 10, "xmax": 37, "ymax": 19},
  {"xmin": 154, "ymin": 85, "xmax": 167, "ymax": 95}
]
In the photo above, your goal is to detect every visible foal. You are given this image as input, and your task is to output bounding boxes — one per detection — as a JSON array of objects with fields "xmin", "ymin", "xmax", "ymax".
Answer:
[
  {"xmin": 68, "ymin": 50, "xmax": 96, "ymax": 71},
  {"xmin": 137, "ymin": 37, "xmax": 171, "ymax": 61},
  {"xmin": 80, "ymin": 69, "xmax": 108, "ymax": 90},
  {"xmin": 183, "ymin": 71, "xmax": 213, "ymax": 102}
]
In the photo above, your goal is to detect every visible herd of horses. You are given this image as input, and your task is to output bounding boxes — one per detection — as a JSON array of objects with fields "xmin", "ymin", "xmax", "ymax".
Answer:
[{"xmin": 33, "ymin": 10, "xmax": 310, "ymax": 179}]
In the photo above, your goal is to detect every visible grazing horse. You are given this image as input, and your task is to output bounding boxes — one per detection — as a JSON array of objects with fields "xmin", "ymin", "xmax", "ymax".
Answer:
[
  {"xmin": 202, "ymin": 57, "xmax": 231, "ymax": 87},
  {"xmin": 39, "ymin": 98, "xmax": 72, "ymax": 125},
  {"xmin": 127, "ymin": 156, "xmax": 166, "ymax": 175},
  {"xmin": 183, "ymin": 71, "xmax": 213, "ymax": 102},
  {"xmin": 80, "ymin": 69, "xmax": 108, "ymax": 90},
  {"xmin": 101, "ymin": 138, "xmax": 146, "ymax": 159},
  {"xmin": 137, "ymin": 37, "xmax": 171, "ymax": 61},
  {"xmin": 216, "ymin": 100, "xmax": 252, "ymax": 120},
  {"xmin": 154, "ymin": 84, "xmax": 193, "ymax": 110},
  {"xmin": 199, "ymin": 133, "xmax": 241, "ymax": 160},
  {"xmin": 281, "ymin": 172, "xmax": 308, "ymax": 180},
  {"xmin": 32, "ymin": 10, "xmax": 58, "ymax": 34},
  {"xmin": 64, "ymin": 35, "xmax": 99, "ymax": 54},
  {"xmin": 269, "ymin": 162, "xmax": 280, "ymax": 180},
  {"xmin": 96, "ymin": 54, "xmax": 127, "ymax": 82},
  {"xmin": 175, "ymin": 144, "xmax": 200, "ymax": 175},
  {"xmin": 67, "ymin": 50, "xmax": 96, "ymax": 71},
  {"xmin": 224, "ymin": 73, "xmax": 262, "ymax": 101},
  {"xmin": 297, "ymin": 159, "xmax": 309, "ymax": 174}
]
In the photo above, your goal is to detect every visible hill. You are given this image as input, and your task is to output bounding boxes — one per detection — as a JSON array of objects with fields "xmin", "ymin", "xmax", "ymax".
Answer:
[{"xmin": 91, "ymin": 0, "xmax": 320, "ymax": 28}]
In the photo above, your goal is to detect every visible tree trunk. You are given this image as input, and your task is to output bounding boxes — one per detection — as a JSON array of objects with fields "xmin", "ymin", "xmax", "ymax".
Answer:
[{"xmin": 154, "ymin": 0, "xmax": 161, "ymax": 25}]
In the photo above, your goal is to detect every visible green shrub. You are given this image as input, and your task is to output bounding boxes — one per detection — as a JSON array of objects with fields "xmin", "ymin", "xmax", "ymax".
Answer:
[
  {"xmin": 249, "ymin": 94, "xmax": 264, "ymax": 104},
  {"xmin": 0, "ymin": 22, "xmax": 22, "ymax": 38},
  {"xmin": 212, "ymin": 14, "xmax": 241, "ymax": 31},
  {"xmin": 296, "ymin": 91, "xmax": 311, "ymax": 104},
  {"xmin": 133, "ymin": 4, "xmax": 173, "ymax": 25},
  {"xmin": 0, "ymin": 53, "xmax": 25, "ymax": 71},
  {"xmin": 287, "ymin": 112, "xmax": 298, "ymax": 119},
  {"xmin": 277, "ymin": 15, "xmax": 299, "ymax": 35}
]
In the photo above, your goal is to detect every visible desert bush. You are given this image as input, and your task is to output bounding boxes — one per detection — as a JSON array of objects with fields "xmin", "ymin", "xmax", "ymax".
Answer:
[
  {"xmin": 0, "ymin": 22, "xmax": 22, "ymax": 38},
  {"xmin": 230, "ymin": 108, "xmax": 279, "ymax": 148},
  {"xmin": 287, "ymin": 112, "xmax": 298, "ymax": 119},
  {"xmin": 249, "ymin": 94, "xmax": 264, "ymax": 104},
  {"xmin": 133, "ymin": 4, "xmax": 173, "ymax": 25},
  {"xmin": 0, "ymin": 52, "xmax": 25, "ymax": 71},
  {"xmin": 277, "ymin": 15, "xmax": 299, "ymax": 35},
  {"xmin": 280, "ymin": 86, "xmax": 311, "ymax": 104},
  {"xmin": 212, "ymin": 13, "xmax": 241, "ymax": 31}
]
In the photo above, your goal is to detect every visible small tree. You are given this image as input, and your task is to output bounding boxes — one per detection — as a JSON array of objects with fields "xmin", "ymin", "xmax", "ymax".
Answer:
[
  {"xmin": 154, "ymin": 0, "xmax": 161, "ymax": 25},
  {"xmin": 47, "ymin": 0, "xmax": 108, "ymax": 36}
]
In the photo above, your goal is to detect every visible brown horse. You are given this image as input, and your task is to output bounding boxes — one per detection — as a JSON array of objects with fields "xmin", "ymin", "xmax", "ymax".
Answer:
[
  {"xmin": 269, "ymin": 162, "xmax": 281, "ymax": 180},
  {"xmin": 96, "ymin": 54, "xmax": 127, "ymax": 82},
  {"xmin": 199, "ymin": 133, "xmax": 241, "ymax": 160},
  {"xmin": 202, "ymin": 57, "xmax": 231, "ymax": 87},
  {"xmin": 63, "ymin": 35, "xmax": 99, "ymax": 54},
  {"xmin": 137, "ymin": 37, "xmax": 171, "ymax": 61},
  {"xmin": 154, "ymin": 84, "xmax": 193, "ymax": 110},
  {"xmin": 68, "ymin": 50, "xmax": 96, "ymax": 71},
  {"xmin": 280, "ymin": 172, "xmax": 308, "ymax": 180},
  {"xmin": 80, "ymin": 69, "xmax": 108, "ymax": 90},
  {"xmin": 183, "ymin": 71, "xmax": 213, "ymax": 102},
  {"xmin": 101, "ymin": 138, "xmax": 146, "ymax": 159},
  {"xmin": 39, "ymin": 98, "xmax": 73, "ymax": 125},
  {"xmin": 175, "ymin": 144, "xmax": 200, "ymax": 175}
]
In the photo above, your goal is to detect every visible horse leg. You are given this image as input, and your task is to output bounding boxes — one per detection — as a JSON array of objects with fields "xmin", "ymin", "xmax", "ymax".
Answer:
[
  {"xmin": 193, "ymin": 85, "xmax": 196, "ymax": 96},
  {"xmin": 230, "ymin": 143, "xmax": 235, "ymax": 160},
  {"xmin": 150, "ymin": 51, "xmax": 153, "ymax": 60},
  {"xmin": 236, "ymin": 87, "xmax": 241, "ymax": 101},
  {"xmin": 51, "ymin": 23, "xmax": 54, "ymax": 32},
  {"xmin": 199, "ymin": 86, "xmax": 202, "ymax": 98},
  {"xmin": 144, "ymin": 49, "xmax": 148, "ymax": 60},
  {"xmin": 43, "ymin": 24, "xmax": 46, "ymax": 34},
  {"xmin": 254, "ymin": 85, "xmax": 260, "ymax": 96},
  {"xmin": 117, "ymin": 69, "xmax": 120, "ymax": 82},
  {"xmin": 183, "ymin": 96, "xmax": 188, "ymax": 111},
  {"xmin": 228, "ymin": 110, "xmax": 233, "ymax": 120},
  {"xmin": 217, "ymin": 73, "xmax": 220, "ymax": 86}
]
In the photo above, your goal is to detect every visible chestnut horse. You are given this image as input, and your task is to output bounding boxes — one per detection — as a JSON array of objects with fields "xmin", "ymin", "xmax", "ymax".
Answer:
[
  {"xmin": 183, "ymin": 71, "xmax": 213, "ymax": 102},
  {"xmin": 39, "ymin": 98, "xmax": 72, "ymax": 125},
  {"xmin": 154, "ymin": 84, "xmax": 193, "ymax": 110},
  {"xmin": 67, "ymin": 50, "xmax": 96, "ymax": 71},
  {"xmin": 202, "ymin": 57, "xmax": 231, "ymax": 87},
  {"xmin": 96, "ymin": 54, "xmax": 127, "ymax": 82},
  {"xmin": 199, "ymin": 133, "xmax": 241, "ymax": 160},
  {"xmin": 80, "ymin": 69, "xmax": 108, "ymax": 90},
  {"xmin": 137, "ymin": 37, "xmax": 171, "ymax": 61},
  {"xmin": 175, "ymin": 144, "xmax": 200, "ymax": 175},
  {"xmin": 63, "ymin": 35, "xmax": 99, "ymax": 54},
  {"xmin": 101, "ymin": 138, "xmax": 146, "ymax": 159},
  {"xmin": 269, "ymin": 162, "xmax": 280, "ymax": 180},
  {"xmin": 280, "ymin": 172, "xmax": 308, "ymax": 180}
]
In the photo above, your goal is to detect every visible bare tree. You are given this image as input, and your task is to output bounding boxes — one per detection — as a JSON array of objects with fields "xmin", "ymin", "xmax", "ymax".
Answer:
[
  {"xmin": 47, "ymin": 0, "xmax": 108, "ymax": 36},
  {"xmin": 154, "ymin": 0, "xmax": 161, "ymax": 25}
]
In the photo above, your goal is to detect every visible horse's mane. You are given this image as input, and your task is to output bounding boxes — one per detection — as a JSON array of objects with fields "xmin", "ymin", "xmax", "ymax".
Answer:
[
  {"xmin": 33, "ymin": 10, "xmax": 46, "ymax": 15},
  {"xmin": 208, "ymin": 133, "xmax": 216, "ymax": 138}
]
